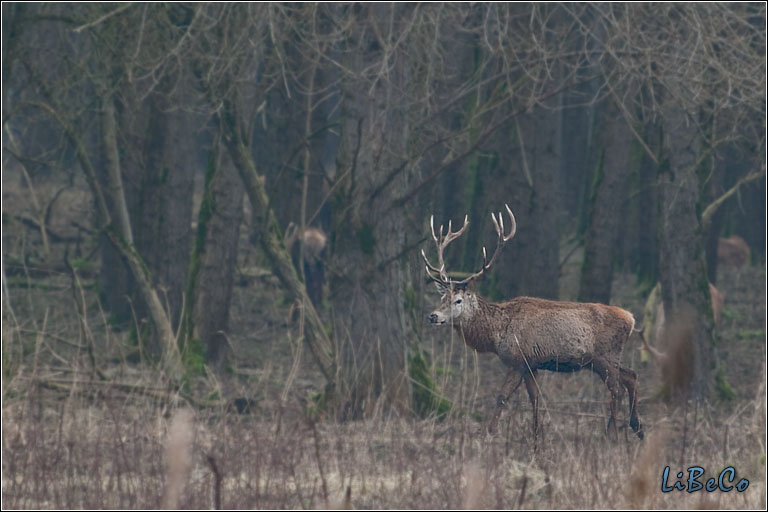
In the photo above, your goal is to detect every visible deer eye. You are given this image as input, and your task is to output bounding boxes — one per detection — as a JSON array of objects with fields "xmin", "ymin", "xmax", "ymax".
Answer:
[{"xmin": 454, "ymin": 299, "xmax": 462, "ymax": 304}]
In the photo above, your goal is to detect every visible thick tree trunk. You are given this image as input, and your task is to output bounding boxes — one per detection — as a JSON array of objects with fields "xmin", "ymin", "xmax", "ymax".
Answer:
[
  {"xmin": 190, "ymin": 136, "xmax": 244, "ymax": 368},
  {"xmin": 579, "ymin": 98, "xmax": 633, "ymax": 303},
  {"xmin": 100, "ymin": 79, "xmax": 195, "ymax": 360},
  {"xmin": 133, "ymin": 88, "xmax": 195, "ymax": 329},
  {"xmin": 101, "ymin": 94, "xmax": 183, "ymax": 377},
  {"xmin": 559, "ymin": 81, "xmax": 594, "ymax": 225},
  {"xmin": 329, "ymin": 11, "xmax": 413, "ymax": 417},
  {"xmin": 627, "ymin": 121, "xmax": 659, "ymax": 286},
  {"xmin": 99, "ymin": 234, "xmax": 133, "ymax": 324},
  {"xmin": 658, "ymin": 105, "xmax": 715, "ymax": 401},
  {"xmin": 522, "ymin": 103, "xmax": 562, "ymax": 300},
  {"xmin": 490, "ymin": 100, "xmax": 562, "ymax": 301}
]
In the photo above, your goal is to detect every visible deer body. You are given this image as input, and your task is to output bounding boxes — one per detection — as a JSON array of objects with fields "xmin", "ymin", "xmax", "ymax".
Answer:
[
  {"xmin": 454, "ymin": 296, "xmax": 633, "ymax": 368},
  {"xmin": 285, "ymin": 223, "xmax": 327, "ymax": 307},
  {"xmin": 423, "ymin": 205, "xmax": 643, "ymax": 442}
]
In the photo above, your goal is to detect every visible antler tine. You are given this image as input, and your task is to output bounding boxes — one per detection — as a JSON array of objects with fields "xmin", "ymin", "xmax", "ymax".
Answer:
[
  {"xmin": 457, "ymin": 205, "xmax": 517, "ymax": 285},
  {"xmin": 429, "ymin": 216, "xmax": 438, "ymax": 243},
  {"xmin": 443, "ymin": 215, "xmax": 468, "ymax": 243},
  {"xmin": 421, "ymin": 248, "xmax": 445, "ymax": 275},
  {"xmin": 423, "ymin": 214, "xmax": 470, "ymax": 284},
  {"xmin": 503, "ymin": 204, "xmax": 516, "ymax": 241},
  {"xmin": 424, "ymin": 264, "xmax": 444, "ymax": 284},
  {"xmin": 491, "ymin": 211, "xmax": 501, "ymax": 236}
]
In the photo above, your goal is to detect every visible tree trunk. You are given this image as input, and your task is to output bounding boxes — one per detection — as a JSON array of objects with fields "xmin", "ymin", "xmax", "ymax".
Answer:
[
  {"xmin": 522, "ymin": 103, "xmax": 562, "ymax": 300},
  {"xmin": 132, "ymin": 87, "xmax": 195, "ymax": 330},
  {"xmin": 579, "ymin": 98, "xmax": 632, "ymax": 303},
  {"xmin": 101, "ymin": 94, "xmax": 183, "ymax": 378},
  {"xmin": 101, "ymin": 77, "xmax": 195, "ymax": 356},
  {"xmin": 329, "ymin": 9, "xmax": 414, "ymax": 417},
  {"xmin": 190, "ymin": 135, "xmax": 244, "ymax": 369},
  {"xmin": 559, "ymin": 81, "xmax": 594, "ymax": 227},
  {"xmin": 658, "ymin": 105, "xmax": 715, "ymax": 401},
  {"xmin": 627, "ymin": 121, "xmax": 659, "ymax": 286}
]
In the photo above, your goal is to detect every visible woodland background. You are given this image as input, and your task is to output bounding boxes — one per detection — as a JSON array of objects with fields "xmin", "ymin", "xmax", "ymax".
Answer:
[{"xmin": 2, "ymin": 3, "xmax": 766, "ymax": 509}]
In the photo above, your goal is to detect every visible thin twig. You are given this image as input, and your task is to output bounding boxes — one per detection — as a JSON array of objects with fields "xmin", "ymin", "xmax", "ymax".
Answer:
[{"xmin": 73, "ymin": 3, "xmax": 134, "ymax": 33}]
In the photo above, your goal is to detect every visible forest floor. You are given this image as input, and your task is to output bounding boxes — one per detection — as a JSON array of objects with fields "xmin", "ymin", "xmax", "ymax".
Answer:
[{"xmin": 2, "ymin": 173, "xmax": 766, "ymax": 509}]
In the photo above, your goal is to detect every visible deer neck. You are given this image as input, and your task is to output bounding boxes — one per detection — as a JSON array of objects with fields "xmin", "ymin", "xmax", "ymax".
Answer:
[{"xmin": 454, "ymin": 294, "xmax": 502, "ymax": 354}]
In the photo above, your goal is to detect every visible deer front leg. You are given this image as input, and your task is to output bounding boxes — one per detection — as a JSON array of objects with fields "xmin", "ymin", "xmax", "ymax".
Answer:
[{"xmin": 488, "ymin": 368, "xmax": 523, "ymax": 434}]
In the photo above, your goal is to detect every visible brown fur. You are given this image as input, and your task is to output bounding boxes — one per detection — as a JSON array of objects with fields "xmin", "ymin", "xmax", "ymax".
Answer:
[
  {"xmin": 717, "ymin": 235, "xmax": 750, "ymax": 268},
  {"xmin": 285, "ymin": 224, "xmax": 327, "ymax": 306},
  {"xmin": 430, "ymin": 287, "xmax": 643, "ymax": 441},
  {"xmin": 285, "ymin": 224, "xmax": 327, "ymax": 263},
  {"xmin": 424, "ymin": 206, "xmax": 642, "ymax": 442}
]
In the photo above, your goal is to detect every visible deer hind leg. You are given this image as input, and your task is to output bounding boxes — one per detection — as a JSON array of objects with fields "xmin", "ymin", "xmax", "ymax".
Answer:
[
  {"xmin": 523, "ymin": 369, "xmax": 540, "ymax": 448},
  {"xmin": 592, "ymin": 361, "xmax": 621, "ymax": 440},
  {"xmin": 487, "ymin": 368, "xmax": 523, "ymax": 434},
  {"xmin": 620, "ymin": 367, "xmax": 644, "ymax": 439}
]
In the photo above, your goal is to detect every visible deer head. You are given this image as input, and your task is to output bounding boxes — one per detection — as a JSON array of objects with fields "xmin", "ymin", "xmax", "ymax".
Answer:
[{"xmin": 422, "ymin": 205, "xmax": 516, "ymax": 325}]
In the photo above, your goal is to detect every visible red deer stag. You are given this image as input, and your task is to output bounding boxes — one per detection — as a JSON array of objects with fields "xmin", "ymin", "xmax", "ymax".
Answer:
[{"xmin": 422, "ymin": 205, "xmax": 643, "ymax": 441}]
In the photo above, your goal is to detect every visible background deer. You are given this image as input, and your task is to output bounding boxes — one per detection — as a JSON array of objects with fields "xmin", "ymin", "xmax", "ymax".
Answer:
[
  {"xmin": 717, "ymin": 235, "xmax": 751, "ymax": 268},
  {"xmin": 285, "ymin": 223, "xmax": 327, "ymax": 308},
  {"xmin": 641, "ymin": 281, "xmax": 724, "ymax": 365},
  {"xmin": 423, "ymin": 205, "xmax": 644, "ymax": 442}
]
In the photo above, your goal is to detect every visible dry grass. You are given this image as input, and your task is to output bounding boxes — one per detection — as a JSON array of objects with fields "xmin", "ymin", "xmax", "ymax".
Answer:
[
  {"xmin": 2, "ymin": 253, "xmax": 765, "ymax": 509},
  {"xmin": 2, "ymin": 175, "xmax": 766, "ymax": 509},
  {"xmin": 1, "ymin": 385, "xmax": 765, "ymax": 509}
]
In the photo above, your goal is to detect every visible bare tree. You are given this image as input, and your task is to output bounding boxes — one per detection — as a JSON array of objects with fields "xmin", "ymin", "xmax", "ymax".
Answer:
[{"xmin": 579, "ymin": 97, "xmax": 633, "ymax": 303}]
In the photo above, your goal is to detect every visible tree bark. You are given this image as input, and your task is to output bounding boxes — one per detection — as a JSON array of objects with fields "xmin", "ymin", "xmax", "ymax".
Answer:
[
  {"xmin": 522, "ymin": 103, "xmax": 562, "ymax": 300},
  {"xmin": 658, "ymin": 105, "xmax": 715, "ymax": 401},
  {"xmin": 190, "ymin": 135, "xmax": 244, "ymax": 368},
  {"xmin": 328, "ymin": 8, "xmax": 414, "ymax": 416},
  {"xmin": 104, "ymin": 95, "xmax": 183, "ymax": 377},
  {"xmin": 559, "ymin": 81, "xmax": 594, "ymax": 226},
  {"xmin": 579, "ymin": 98, "xmax": 633, "ymax": 303},
  {"xmin": 627, "ymin": 121, "xmax": 659, "ymax": 286},
  {"xmin": 132, "ymin": 86, "xmax": 195, "ymax": 329}
]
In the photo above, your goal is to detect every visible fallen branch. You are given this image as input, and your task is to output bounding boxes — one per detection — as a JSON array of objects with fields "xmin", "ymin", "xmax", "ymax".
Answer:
[{"xmin": 27, "ymin": 375, "xmax": 225, "ymax": 408}]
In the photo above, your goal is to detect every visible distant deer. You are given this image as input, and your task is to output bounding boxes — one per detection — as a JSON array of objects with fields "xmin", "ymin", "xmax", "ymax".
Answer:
[
  {"xmin": 423, "ymin": 205, "xmax": 643, "ymax": 442},
  {"xmin": 717, "ymin": 235, "xmax": 750, "ymax": 268},
  {"xmin": 285, "ymin": 223, "xmax": 327, "ymax": 307},
  {"xmin": 640, "ymin": 282, "xmax": 724, "ymax": 366}
]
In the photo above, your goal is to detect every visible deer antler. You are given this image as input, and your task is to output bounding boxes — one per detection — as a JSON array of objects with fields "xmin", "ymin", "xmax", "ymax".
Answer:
[
  {"xmin": 457, "ymin": 204, "xmax": 516, "ymax": 285},
  {"xmin": 423, "ymin": 205, "xmax": 516, "ymax": 286},
  {"xmin": 421, "ymin": 214, "xmax": 469, "ymax": 284}
]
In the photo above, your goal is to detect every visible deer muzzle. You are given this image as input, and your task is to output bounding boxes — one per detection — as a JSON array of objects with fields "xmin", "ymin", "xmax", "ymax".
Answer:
[{"xmin": 428, "ymin": 312, "xmax": 446, "ymax": 324}]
